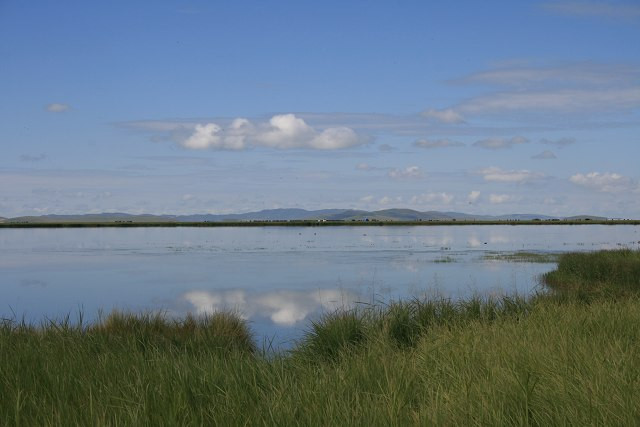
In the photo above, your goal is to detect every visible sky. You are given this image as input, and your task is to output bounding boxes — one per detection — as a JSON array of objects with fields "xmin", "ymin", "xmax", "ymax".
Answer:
[{"xmin": 1, "ymin": 0, "xmax": 640, "ymax": 218}]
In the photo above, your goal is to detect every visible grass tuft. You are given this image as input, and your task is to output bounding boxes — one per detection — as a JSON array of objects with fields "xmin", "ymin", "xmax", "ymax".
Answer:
[
  {"xmin": 94, "ymin": 310, "xmax": 256, "ymax": 354},
  {"xmin": 296, "ymin": 310, "xmax": 367, "ymax": 361}
]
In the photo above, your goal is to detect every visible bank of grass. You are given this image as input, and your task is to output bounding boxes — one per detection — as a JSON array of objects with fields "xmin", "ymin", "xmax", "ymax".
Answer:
[
  {"xmin": 1, "ymin": 249, "xmax": 639, "ymax": 424},
  {"xmin": 543, "ymin": 248, "xmax": 640, "ymax": 300}
]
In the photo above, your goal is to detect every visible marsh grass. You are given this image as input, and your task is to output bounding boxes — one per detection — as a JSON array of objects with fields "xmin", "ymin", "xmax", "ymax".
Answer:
[
  {"xmin": 432, "ymin": 255, "xmax": 457, "ymax": 263},
  {"xmin": 543, "ymin": 248, "xmax": 640, "ymax": 300},
  {"xmin": 92, "ymin": 310, "xmax": 257, "ymax": 354},
  {"xmin": 1, "ymin": 249, "xmax": 639, "ymax": 424}
]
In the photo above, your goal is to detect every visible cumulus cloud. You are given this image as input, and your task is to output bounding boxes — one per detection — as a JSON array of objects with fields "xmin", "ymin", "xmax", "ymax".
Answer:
[
  {"xmin": 467, "ymin": 190, "xmax": 481, "ymax": 204},
  {"xmin": 413, "ymin": 138, "xmax": 465, "ymax": 149},
  {"xmin": 421, "ymin": 108, "xmax": 465, "ymax": 124},
  {"xmin": 540, "ymin": 137, "xmax": 575, "ymax": 147},
  {"xmin": 477, "ymin": 166, "xmax": 543, "ymax": 183},
  {"xmin": 410, "ymin": 192, "xmax": 454, "ymax": 205},
  {"xmin": 45, "ymin": 103, "xmax": 70, "ymax": 113},
  {"xmin": 532, "ymin": 150, "xmax": 557, "ymax": 159},
  {"xmin": 489, "ymin": 194, "xmax": 512, "ymax": 204},
  {"xmin": 570, "ymin": 172, "xmax": 638, "ymax": 193},
  {"xmin": 473, "ymin": 136, "xmax": 529, "ymax": 150},
  {"xmin": 181, "ymin": 114, "xmax": 363, "ymax": 151},
  {"xmin": 184, "ymin": 123, "xmax": 225, "ymax": 149},
  {"xmin": 388, "ymin": 166, "xmax": 423, "ymax": 179}
]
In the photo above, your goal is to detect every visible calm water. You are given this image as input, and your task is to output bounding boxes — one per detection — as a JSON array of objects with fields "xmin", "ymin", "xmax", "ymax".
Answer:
[{"xmin": 1, "ymin": 225, "xmax": 639, "ymax": 345}]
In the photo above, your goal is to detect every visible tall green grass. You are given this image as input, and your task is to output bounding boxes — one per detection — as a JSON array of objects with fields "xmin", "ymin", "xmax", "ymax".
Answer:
[
  {"xmin": 543, "ymin": 248, "xmax": 640, "ymax": 300},
  {"xmin": 1, "ymin": 249, "xmax": 639, "ymax": 424}
]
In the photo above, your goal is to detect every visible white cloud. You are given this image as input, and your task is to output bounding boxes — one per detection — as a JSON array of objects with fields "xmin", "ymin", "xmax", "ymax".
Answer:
[
  {"xmin": 570, "ymin": 172, "xmax": 638, "ymax": 193},
  {"xmin": 46, "ymin": 103, "xmax": 70, "ymax": 113},
  {"xmin": 461, "ymin": 63, "xmax": 640, "ymax": 89},
  {"xmin": 258, "ymin": 114, "xmax": 316, "ymax": 148},
  {"xmin": 413, "ymin": 138, "xmax": 465, "ymax": 149},
  {"xmin": 540, "ymin": 137, "xmax": 575, "ymax": 147},
  {"xmin": 452, "ymin": 63, "xmax": 640, "ymax": 117},
  {"xmin": 376, "ymin": 196, "xmax": 403, "ymax": 206},
  {"xmin": 180, "ymin": 114, "xmax": 362, "ymax": 151},
  {"xmin": 478, "ymin": 167, "xmax": 543, "ymax": 183},
  {"xmin": 184, "ymin": 123, "xmax": 224, "ymax": 149},
  {"xmin": 379, "ymin": 196, "xmax": 392, "ymax": 205},
  {"xmin": 489, "ymin": 194, "xmax": 512, "ymax": 204},
  {"xmin": 410, "ymin": 192, "xmax": 454, "ymax": 205},
  {"xmin": 388, "ymin": 166, "xmax": 423, "ymax": 179},
  {"xmin": 532, "ymin": 150, "xmax": 557, "ymax": 159},
  {"xmin": 460, "ymin": 87, "xmax": 640, "ymax": 115},
  {"xmin": 467, "ymin": 190, "xmax": 481, "ymax": 204},
  {"xmin": 360, "ymin": 195, "xmax": 375, "ymax": 203},
  {"xmin": 308, "ymin": 126, "xmax": 361, "ymax": 150},
  {"xmin": 542, "ymin": 1, "xmax": 640, "ymax": 19},
  {"xmin": 473, "ymin": 136, "xmax": 529, "ymax": 150},
  {"xmin": 421, "ymin": 108, "xmax": 465, "ymax": 124}
]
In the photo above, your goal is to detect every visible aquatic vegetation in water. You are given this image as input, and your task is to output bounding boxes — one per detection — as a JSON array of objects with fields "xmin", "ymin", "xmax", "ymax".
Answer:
[
  {"xmin": 482, "ymin": 251, "xmax": 560, "ymax": 263},
  {"xmin": 432, "ymin": 256, "xmax": 457, "ymax": 263}
]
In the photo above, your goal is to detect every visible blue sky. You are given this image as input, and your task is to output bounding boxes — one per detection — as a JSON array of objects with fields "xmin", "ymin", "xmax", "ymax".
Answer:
[{"xmin": 1, "ymin": 0, "xmax": 639, "ymax": 218}]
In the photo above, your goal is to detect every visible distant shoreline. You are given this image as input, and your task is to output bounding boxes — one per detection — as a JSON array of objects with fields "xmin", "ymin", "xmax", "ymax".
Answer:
[{"xmin": 1, "ymin": 219, "xmax": 639, "ymax": 228}]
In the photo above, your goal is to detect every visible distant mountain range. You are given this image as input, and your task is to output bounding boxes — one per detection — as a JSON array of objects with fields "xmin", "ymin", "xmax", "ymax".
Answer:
[{"xmin": 2, "ymin": 209, "xmax": 609, "ymax": 223}]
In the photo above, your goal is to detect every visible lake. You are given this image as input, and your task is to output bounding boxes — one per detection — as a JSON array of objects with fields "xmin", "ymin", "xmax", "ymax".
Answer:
[{"xmin": 1, "ymin": 225, "xmax": 638, "ymax": 346}]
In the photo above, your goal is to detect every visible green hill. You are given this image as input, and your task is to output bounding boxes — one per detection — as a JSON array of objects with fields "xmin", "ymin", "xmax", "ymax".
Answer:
[{"xmin": 3, "ymin": 209, "xmax": 616, "ymax": 224}]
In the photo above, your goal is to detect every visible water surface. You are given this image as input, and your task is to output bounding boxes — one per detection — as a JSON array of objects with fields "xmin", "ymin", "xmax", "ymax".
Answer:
[{"xmin": 1, "ymin": 225, "xmax": 638, "ymax": 345}]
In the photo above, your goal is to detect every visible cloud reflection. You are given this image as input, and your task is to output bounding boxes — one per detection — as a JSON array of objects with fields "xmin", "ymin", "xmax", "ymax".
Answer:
[{"xmin": 182, "ymin": 288, "xmax": 356, "ymax": 326}]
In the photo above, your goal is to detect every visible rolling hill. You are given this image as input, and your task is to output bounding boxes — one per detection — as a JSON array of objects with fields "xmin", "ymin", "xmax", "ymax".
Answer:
[{"xmin": 2, "ymin": 208, "xmax": 591, "ymax": 224}]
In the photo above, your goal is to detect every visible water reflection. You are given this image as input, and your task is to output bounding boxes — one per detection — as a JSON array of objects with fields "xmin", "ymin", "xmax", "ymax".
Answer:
[{"xmin": 182, "ymin": 288, "xmax": 357, "ymax": 326}]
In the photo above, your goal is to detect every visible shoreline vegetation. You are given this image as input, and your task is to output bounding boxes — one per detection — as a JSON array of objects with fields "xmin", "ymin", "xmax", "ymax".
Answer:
[
  {"xmin": 2, "ymin": 250, "xmax": 640, "ymax": 424},
  {"xmin": 1, "ymin": 219, "xmax": 640, "ymax": 228}
]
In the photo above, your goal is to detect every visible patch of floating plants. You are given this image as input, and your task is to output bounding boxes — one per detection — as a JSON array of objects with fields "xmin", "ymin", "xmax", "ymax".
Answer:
[{"xmin": 482, "ymin": 251, "xmax": 560, "ymax": 263}]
